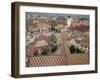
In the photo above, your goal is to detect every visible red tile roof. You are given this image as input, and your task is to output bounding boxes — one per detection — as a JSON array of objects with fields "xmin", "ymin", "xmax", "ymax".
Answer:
[{"xmin": 72, "ymin": 25, "xmax": 89, "ymax": 32}]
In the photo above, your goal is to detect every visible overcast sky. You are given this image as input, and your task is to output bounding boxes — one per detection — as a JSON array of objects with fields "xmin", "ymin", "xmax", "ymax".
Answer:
[{"xmin": 26, "ymin": 12, "xmax": 89, "ymax": 20}]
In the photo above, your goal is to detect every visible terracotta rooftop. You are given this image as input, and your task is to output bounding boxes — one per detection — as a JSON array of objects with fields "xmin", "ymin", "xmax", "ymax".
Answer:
[
  {"xmin": 71, "ymin": 24, "xmax": 89, "ymax": 32},
  {"xmin": 34, "ymin": 34, "xmax": 48, "ymax": 42}
]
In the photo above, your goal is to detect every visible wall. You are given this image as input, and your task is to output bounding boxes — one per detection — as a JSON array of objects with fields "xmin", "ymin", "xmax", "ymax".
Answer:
[
  {"xmin": 28, "ymin": 55, "xmax": 67, "ymax": 67},
  {"xmin": 0, "ymin": 0, "xmax": 100, "ymax": 80}
]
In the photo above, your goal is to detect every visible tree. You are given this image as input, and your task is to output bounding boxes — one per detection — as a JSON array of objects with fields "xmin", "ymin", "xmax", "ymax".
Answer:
[
  {"xmin": 55, "ymin": 29, "xmax": 58, "ymax": 32},
  {"xmin": 76, "ymin": 47, "xmax": 82, "ymax": 53},
  {"xmin": 33, "ymin": 50, "xmax": 39, "ymax": 56},
  {"xmin": 51, "ymin": 45, "xmax": 58, "ymax": 53},
  {"xmin": 41, "ymin": 50, "xmax": 48, "ymax": 55},
  {"xmin": 69, "ymin": 45, "xmax": 83, "ymax": 54},
  {"xmin": 51, "ymin": 26, "xmax": 55, "ymax": 31},
  {"xmin": 49, "ymin": 27, "xmax": 51, "ymax": 31},
  {"xmin": 69, "ymin": 45, "xmax": 75, "ymax": 53},
  {"xmin": 50, "ymin": 20, "xmax": 57, "ymax": 28},
  {"xmin": 49, "ymin": 20, "xmax": 58, "ymax": 32},
  {"xmin": 50, "ymin": 34, "xmax": 57, "ymax": 43}
]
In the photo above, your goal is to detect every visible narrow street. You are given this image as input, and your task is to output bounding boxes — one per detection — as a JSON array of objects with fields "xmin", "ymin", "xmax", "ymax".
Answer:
[{"xmin": 60, "ymin": 31, "xmax": 69, "ymax": 65}]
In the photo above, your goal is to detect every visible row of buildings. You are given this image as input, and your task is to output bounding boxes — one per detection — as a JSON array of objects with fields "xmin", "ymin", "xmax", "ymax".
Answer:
[
  {"xmin": 26, "ymin": 14, "xmax": 89, "ymax": 57},
  {"xmin": 66, "ymin": 18, "xmax": 89, "ymax": 53}
]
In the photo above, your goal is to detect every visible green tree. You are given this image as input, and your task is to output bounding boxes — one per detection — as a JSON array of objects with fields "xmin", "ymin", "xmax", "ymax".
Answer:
[
  {"xmin": 50, "ymin": 34, "xmax": 57, "ymax": 43},
  {"xmin": 50, "ymin": 20, "xmax": 57, "ymax": 27},
  {"xmin": 51, "ymin": 26, "xmax": 55, "ymax": 31},
  {"xmin": 51, "ymin": 45, "xmax": 58, "ymax": 53},
  {"xmin": 41, "ymin": 50, "xmax": 48, "ymax": 55},
  {"xmin": 69, "ymin": 45, "xmax": 76, "ymax": 53},
  {"xmin": 33, "ymin": 50, "xmax": 39, "ymax": 56},
  {"xmin": 49, "ymin": 27, "xmax": 51, "ymax": 31},
  {"xmin": 76, "ymin": 47, "xmax": 82, "ymax": 53},
  {"xmin": 49, "ymin": 20, "xmax": 57, "ymax": 32}
]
